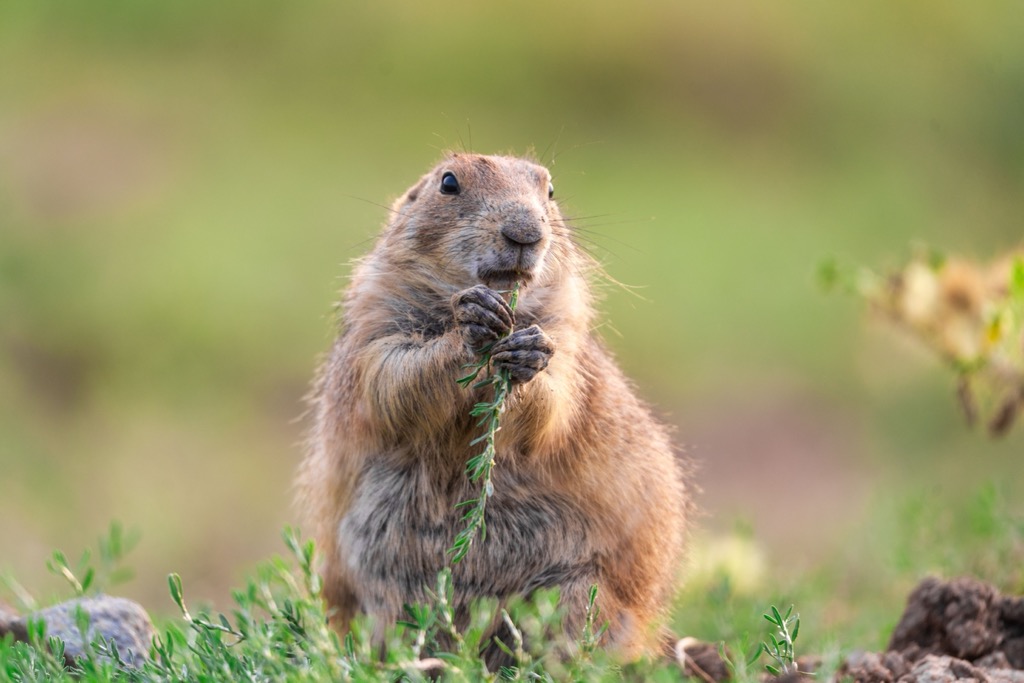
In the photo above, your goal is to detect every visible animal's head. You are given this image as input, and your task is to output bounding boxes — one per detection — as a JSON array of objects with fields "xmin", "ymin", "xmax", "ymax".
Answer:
[{"xmin": 386, "ymin": 153, "xmax": 563, "ymax": 290}]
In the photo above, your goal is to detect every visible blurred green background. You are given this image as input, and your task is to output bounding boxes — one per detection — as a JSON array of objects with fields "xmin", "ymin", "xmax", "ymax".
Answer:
[{"xmin": 2, "ymin": 0, "xmax": 1023, "ymax": 641}]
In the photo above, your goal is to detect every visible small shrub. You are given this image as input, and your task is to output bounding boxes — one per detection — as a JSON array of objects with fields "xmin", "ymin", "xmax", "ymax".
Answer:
[{"xmin": 822, "ymin": 248, "xmax": 1024, "ymax": 436}]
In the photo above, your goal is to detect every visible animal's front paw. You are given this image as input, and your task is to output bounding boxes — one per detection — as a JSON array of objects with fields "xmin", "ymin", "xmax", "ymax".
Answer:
[
  {"xmin": 452, "ymin": 285, "xmax": 515, "ymax": 350},
  {"xmin": 490, "ymin": 325, "xmax": 554, "ymax": 384}
]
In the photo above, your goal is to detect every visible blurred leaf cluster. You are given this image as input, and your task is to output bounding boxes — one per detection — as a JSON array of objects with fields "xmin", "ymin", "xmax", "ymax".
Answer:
[{"xmin": 851, "ymin": 250, "xmax": 1024, "ymax": 435}]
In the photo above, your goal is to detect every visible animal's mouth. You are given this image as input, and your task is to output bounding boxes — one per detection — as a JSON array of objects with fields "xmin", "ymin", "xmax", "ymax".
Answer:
[
  {"xmin": 477, "ymin": 242, "xmax": 546, "ymax": 290},
  {"xmin": 477, "ymin": 268, "xmax": 532, "ymax": 290}
]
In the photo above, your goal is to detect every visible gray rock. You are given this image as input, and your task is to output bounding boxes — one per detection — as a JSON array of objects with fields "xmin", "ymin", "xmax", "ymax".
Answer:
[{"xmin": 3, "ymin": 596, "xmax": 154, "ymax": 668}]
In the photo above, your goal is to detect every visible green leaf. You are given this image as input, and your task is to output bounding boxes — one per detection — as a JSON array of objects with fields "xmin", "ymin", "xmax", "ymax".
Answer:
[
  {"xmin": 926, "ymin": 247, "xmax": 947, "ymax": 270},
  {"xmin": 80, "ymin": 567, "xmax": 95, "ymax": 594},
  {"xmin": 434, "ymin": 652, "xmax": 462, "ymax": 663},
  {"xmin": 494, "ymin": 637, "xmax": 515, "ymax": 657},
  {"xmin": 26, "ymin": 616, "xmax": 45, "ymax": 642},
  {"xmin": 1011, "ymin": 257, "xmax": 1024, "ymax": 299},
  {"xmin": 816, "ymin": 257, "xmax": 840, "ymax": 292},
  {"xmin": 49, "ymin": 550, "xmax": 68, "ymax": 571},
  {"xmin": 218, "ymin": 614, "xmax": 232, "ymax": 632},
  {"xmin": 48, "ymin": 635, "xmax": 66, "ymax": 663},
  {"xmin": 73, "ymin": 604, "xmax": 91, "ymax": 641},
  {"xmin": 457, "ymin": 370, "xmax": 482, "ymax": 386},
  {"xmin": 168, "ymin": 573, "xmax": 186, "ymax": 613}
]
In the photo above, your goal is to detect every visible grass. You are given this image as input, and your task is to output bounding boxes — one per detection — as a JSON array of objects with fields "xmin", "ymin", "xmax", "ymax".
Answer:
[
  {"xmin": 2, "ymin": 480, "xmax": 1022, "ymax": 681},
  {"xmin": 1, "ymin": 529, "xmax": 654, "ymax": 682}
]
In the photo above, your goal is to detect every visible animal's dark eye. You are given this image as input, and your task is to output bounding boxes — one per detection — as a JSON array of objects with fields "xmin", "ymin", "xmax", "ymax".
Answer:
[
  {"xmin": 548, "ymin": 182, "xmax": 555, "ymax": 199},
  {"xmin": 440, "ymin": 171, "xmax": 461, "ymax": 195}
]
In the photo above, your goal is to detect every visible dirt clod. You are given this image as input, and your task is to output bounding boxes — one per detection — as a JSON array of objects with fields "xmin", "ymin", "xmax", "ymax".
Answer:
[
  {"xmin": 841, "ymin": 650, "xmax": 913, "ymax": 683},
  {"xmin": 840, "ymin": 577, "xmax": 1024, "ymax": 683},
  {"xmin": 891, "ymin": 577, "xmax": 1005, "ymax": 662},
  {"xmin": 676, "ymin": 636, "xmax": 733, "ymax": 683}
]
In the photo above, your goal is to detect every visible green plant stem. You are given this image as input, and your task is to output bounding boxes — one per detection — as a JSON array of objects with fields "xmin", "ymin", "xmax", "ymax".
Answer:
[
  {"xmin": 448, "ymin": 283, "xmax": 521, "ymax": 563},
  {"xmin": 760, "ymin": 604, "xmax": 801, "ymax": 676}
]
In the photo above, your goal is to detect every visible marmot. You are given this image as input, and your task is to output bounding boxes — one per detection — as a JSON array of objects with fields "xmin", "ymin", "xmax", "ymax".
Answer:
[{"xmin": 297, "ymin": 153, "xmax": 688, "ymax": 661}]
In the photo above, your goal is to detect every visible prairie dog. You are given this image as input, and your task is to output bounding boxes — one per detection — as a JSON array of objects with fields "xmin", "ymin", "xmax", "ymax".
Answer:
[{"xmin": 297, "ymin": 153, "xmax": 688, "ymax": 660}]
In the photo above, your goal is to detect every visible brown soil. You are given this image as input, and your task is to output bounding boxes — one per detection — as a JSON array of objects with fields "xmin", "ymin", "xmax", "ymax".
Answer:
[{"xmin": 839, "ymin": 576, "xmax": 1024, "ymax": 683}]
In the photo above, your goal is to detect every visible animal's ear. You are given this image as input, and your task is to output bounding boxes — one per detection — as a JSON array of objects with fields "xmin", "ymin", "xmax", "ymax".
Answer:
[
  {"xmin": 405, "ymin": 175, "xmax": 430, "ymax": 204},
  {"xmin": 391, "ymin": 175, "xmax": 428, "ymax": 214}
]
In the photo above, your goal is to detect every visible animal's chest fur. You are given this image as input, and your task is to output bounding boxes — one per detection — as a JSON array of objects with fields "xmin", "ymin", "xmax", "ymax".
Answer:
[{"xmin": 338, "ymin": 455, "xmax": 596, "ymax": 617}]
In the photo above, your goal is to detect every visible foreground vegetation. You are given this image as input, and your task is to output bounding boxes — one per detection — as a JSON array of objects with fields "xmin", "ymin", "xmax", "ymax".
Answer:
[
  {"xmin": 2, "ymin": 528, "xmax": 661, "ymax": 682},
  {"xmin": 3, "ymin": 476, "xmax": 1022, "ymax": 682}
]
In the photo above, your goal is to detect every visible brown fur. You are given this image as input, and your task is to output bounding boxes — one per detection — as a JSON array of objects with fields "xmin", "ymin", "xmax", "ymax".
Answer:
[{"xmin": 296, "ymin": 153, "xmax": 689, "ymax": 661}]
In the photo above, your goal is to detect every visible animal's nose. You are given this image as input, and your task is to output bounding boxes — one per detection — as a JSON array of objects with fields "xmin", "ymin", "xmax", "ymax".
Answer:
[
  {"xmin": 501, "ymin": 206, "xmax": 548, "ymax": 246},
  {"xmin": 500, "ymin": 220, "xmax": 543, "ymax": 246}
]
